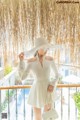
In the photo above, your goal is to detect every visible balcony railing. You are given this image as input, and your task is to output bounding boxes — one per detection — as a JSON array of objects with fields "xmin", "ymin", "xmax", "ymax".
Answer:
[{"xmin": 0, "ymin": 84, "xmax": 80, "ymax": 120}]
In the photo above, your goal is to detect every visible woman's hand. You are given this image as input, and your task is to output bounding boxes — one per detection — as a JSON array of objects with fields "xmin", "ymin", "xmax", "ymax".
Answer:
[
  {"xmin": 19, "ymin": 52, "xmax": 24, "ymax": 61},
  {"xmin": 47, "ymin": 85, "xmax": 54, "ymax": 93}
]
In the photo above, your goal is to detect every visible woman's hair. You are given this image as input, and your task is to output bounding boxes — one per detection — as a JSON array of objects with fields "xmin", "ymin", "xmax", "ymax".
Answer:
[
  {"xmin": 34, "ymin": 49, "xmax": 47, "ymax": 57},
  {"xmin": 34, "ymin": 50, "xmax": 38, "ymax": 57}
]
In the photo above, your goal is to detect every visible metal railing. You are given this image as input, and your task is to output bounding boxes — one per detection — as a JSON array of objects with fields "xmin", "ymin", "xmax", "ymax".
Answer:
[{"xmin": 0, "ymin": 84, "xmax": 80, "ymax": 120}]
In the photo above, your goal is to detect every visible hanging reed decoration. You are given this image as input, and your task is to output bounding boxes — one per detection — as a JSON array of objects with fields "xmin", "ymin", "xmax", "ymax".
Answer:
[
  {"xmin": 0, "ymin": 0, "xmax": 80, "ymax": 66},
  {"xmin": 56, "ymin": 0, "xmax": 79, "ymax": 4}
]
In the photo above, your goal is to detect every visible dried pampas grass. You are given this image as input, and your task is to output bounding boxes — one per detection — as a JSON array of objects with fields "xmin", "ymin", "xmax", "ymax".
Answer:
[{"xmin": 0, "ymin": 0, "xmax": 80, "ymax": 66}]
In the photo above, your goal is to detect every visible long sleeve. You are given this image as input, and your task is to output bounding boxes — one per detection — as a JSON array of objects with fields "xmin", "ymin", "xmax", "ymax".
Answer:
[
  {"xmin": 50, "ymin": 60, "xmax": 60, "ymax": 86},
  {"xmin": 18, "ymin": 60, "xmax": 31, "ymax": 81},
  {"xmin": 18, "ymin": 60, "xmax": 25, "ymax": 79}
]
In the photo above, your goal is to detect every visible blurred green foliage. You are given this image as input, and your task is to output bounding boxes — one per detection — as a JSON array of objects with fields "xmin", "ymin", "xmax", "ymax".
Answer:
[
  {"xmin": 73, "ymin": 91, "xmax": 80, "ymax": 120},
  {"xmin": 4, "ymin": 65, "xmax": 12, "ymax": 76},
  {"xmin": 1, "ymin": 90, "xmax": 16, "ymax": 112}
]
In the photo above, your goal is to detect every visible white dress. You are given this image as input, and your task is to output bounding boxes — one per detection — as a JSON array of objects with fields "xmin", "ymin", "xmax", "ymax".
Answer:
[{"xmin": 18, "ymin": 56, "xmax": 59, "ymax": 108}]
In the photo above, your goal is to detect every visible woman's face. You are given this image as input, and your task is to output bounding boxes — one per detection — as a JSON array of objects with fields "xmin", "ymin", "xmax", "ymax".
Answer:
[
  {"xmin": 19, "ymin": 52, "xmax": 24, "ymax": 60},
  {"xmin": 38, "ymin": 49, "xmax": 46, "ymax": 56}
]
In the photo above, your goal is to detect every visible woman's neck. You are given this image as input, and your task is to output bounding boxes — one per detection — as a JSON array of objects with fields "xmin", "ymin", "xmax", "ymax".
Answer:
[
  {"xmin": 38, "ymin": 54, "xmax": 44, "ymax": 61},
  {"xmin": 38, "ymin": 54, "xmax": 45, "ymax": 67}
]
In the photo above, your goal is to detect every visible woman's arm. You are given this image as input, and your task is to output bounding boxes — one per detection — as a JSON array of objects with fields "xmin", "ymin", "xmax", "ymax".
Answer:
[
  {"xmin": 46, "ymin": 56, "xmax": 60, "ymax": 92},
  {"xmin": 50, "ymin": 59, "xmax": 60, "ymax": 86},
  {"xmin": 46, "ymin": 56, "xmax": 60, "ymax": 86},
  {"xmin": 18, "ymin": 60, "xmax": 30, "ymax": 81},
  {"xmin": 17, "ymin": 52, "xmax": 31, "ymax": 82}
]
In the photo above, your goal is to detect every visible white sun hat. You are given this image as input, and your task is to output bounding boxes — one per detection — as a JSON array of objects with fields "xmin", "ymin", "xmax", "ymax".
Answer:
[{"xmin": 24, "ymin": 37, "xmax": 62, "ymax": 56}]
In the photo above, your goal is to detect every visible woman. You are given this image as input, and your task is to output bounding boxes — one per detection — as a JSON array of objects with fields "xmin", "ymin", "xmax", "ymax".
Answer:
[{"xmin": 18, "ymin": 37, "xmax": 60, "ymax": 120}]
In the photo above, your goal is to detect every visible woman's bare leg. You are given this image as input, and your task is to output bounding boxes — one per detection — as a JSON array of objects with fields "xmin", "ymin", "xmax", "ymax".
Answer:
[{"xmin": 33, "ymin": 107, "xmax": 42, "ymax": 120}]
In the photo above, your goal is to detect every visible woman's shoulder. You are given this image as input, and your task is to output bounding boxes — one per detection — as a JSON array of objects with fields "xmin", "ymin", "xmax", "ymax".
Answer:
[
  {"xmin": 45, "ymin": 56, "xmax": 53, "ymax": 61},
  {"xmin": 27, "ymin": 57, "xmax": 37, "ymax": 63}
]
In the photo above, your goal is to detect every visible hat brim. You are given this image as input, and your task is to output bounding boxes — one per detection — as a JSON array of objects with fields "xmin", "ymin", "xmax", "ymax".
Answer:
[{"xmin": 24, "ymin": 43, "xmax": 62, "ymax": 57}]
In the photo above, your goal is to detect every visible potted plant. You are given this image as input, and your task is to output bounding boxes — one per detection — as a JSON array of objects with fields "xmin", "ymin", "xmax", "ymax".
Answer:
[
  {"xmin": 1, "ymin": 90, "xmax": 16, "ymax": 112},
  {"xmin": 73, "ymin": 91, "xmax": 80, "ymax": 120}
]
